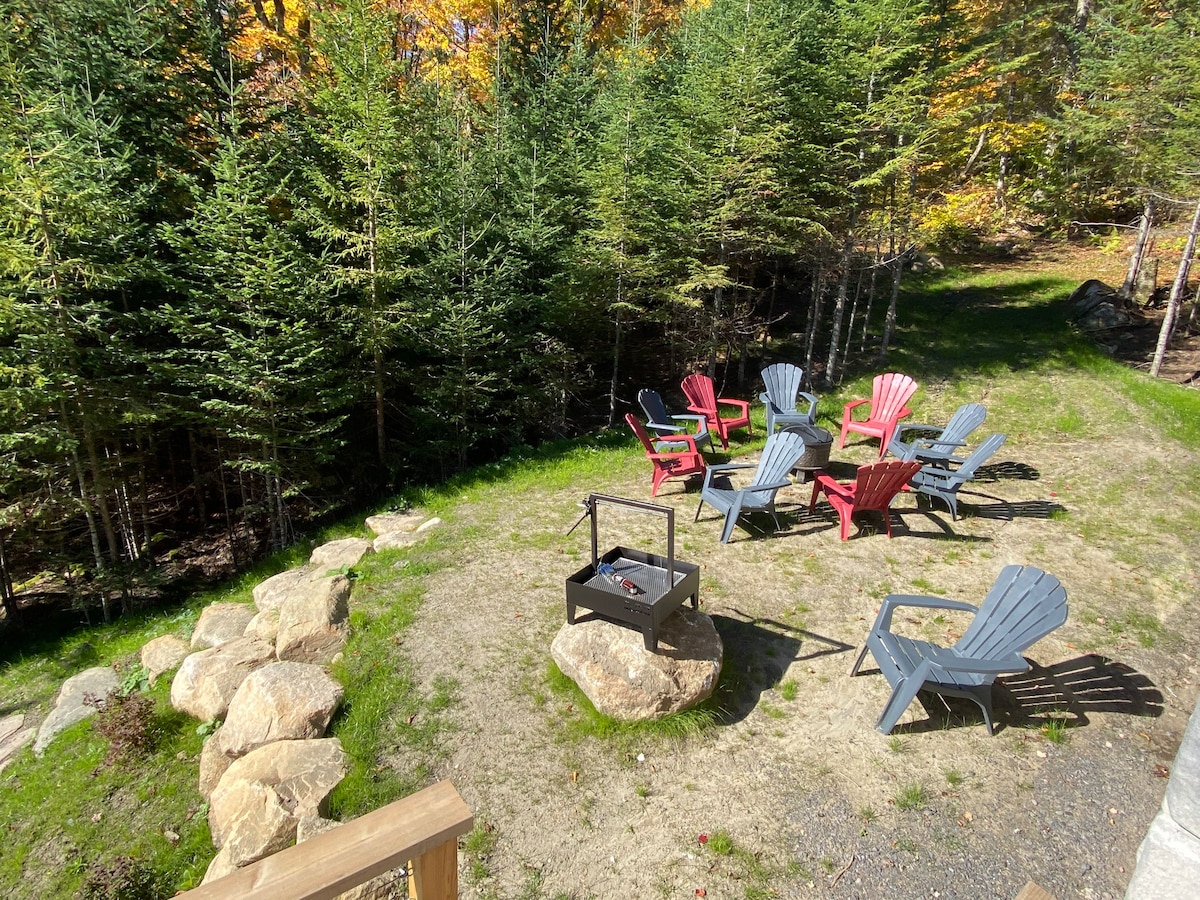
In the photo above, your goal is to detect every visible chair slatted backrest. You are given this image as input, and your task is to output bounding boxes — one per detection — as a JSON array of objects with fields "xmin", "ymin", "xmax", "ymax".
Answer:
[
  {"xmin": 681, "ymin": 373, "xmax": 718, "ymax": 416},
  {"xmin": 954, "ymin": 433, "xmax": 1007, "ymax": 481},
  {"xmin": 853, "ymin": 460, "xmax": 922, "ymax": 509},
  {"xmin": 761, "ymin": 363, "xmax": 804, "ymax": 413},
  {"xmin": 953, "ymin": 565, "xmax": 1068, "ymax": 661},
  {"xmin": 743, "ymin": 430, "xmax": 806, "ymax": 504},
  {"xmin": 872, "ymin": 373, "xmax": 919, "ymax": 422},
  {"xmin": 940, "ymin": 403, "xmax": 988, "ymax": 446},
  {"xmin": 638, "ymin": 389, "xmax": 672, "ymax": 428}
]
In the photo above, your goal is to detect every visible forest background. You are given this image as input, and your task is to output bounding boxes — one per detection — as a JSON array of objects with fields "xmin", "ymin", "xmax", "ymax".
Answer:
[{"xmin": 2, "ymin": 0, "xmax": 1198, "ymax": 625}]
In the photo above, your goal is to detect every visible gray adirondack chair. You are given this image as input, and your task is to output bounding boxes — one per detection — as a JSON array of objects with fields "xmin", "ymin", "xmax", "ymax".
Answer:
[
  {"xmin": 887, "ymin": 402, "xmax": 987, "ymax": 466},
  {"xmin": 759, "ymin": 363, "xmax": 818, "ymax": 433},
  {"xmin": 638, "ymin": 389, "xmax": 713, "ymax": 453},
  {"xmin": 849, "ymin": 565, "xmax": 1068, "ymax": 734},
  {"xmin": 694, "ymin": 430, "xmax": 806, "ymax": 543},
  {"xmin": 908, "ymin": 432, "xmax": 1007, "ymax": 520}
]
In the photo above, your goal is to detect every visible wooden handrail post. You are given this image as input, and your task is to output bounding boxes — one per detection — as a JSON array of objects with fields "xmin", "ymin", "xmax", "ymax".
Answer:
[{"xmin": 407, "ymin": 839, "xmax": 459, "ymax": 900}]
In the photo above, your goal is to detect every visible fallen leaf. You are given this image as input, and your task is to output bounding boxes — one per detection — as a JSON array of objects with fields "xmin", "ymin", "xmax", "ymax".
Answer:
[
  {"xmin": 406, "ymin": 714, "xmax": 416, "ymax": 725},
  {"xmin": 570, "ymin": 771, "xmax": 578, "ymax": 783},
  {"xmin": 1153, "ymin": 764, "xmax": 1170, "ymax": 778},
  {"xmin": 695, "ymin": 890, "xmax": 707, "ymax": 898},
  {"xmin": 698, "ymin": 833, "xmax": 709, "ymax": 845}
]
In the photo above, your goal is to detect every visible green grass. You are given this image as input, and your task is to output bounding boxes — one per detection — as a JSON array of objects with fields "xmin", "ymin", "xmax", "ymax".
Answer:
[
  {"xmin": 699, "ymin": 829, "xmax": 778, "ymax": 898},
  {"xmin": 0, "ymin": 682, "xmax": 214, "ymax": 897},
  {"xmin": 326, "ymin": 550, "xmax": 459, "ymax": 819},
  {"xmin": 1039, "ymin": 716, "xmax": 1069, "ymax": 745},
  {"xmin": 894, "ymin": 782, "xmax": 929, "ymax": 811}
]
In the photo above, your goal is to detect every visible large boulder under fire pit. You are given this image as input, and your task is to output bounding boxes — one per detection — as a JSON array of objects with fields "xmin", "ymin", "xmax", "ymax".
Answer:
[{"xmin": 550, "ymin": 607, "xmax": 722, "ymax": 720}]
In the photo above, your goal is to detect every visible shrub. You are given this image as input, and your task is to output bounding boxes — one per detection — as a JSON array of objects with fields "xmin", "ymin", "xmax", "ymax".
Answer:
[{"xmin": 87, "ymin": 690, "xmax": 158, "ymax": 764}]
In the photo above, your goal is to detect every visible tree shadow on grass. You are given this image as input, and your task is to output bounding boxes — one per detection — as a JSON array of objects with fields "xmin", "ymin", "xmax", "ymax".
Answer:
[
  {"xmin": 709, "ymin": 611, "xmax": 854, "ymax": 725},
  {"xmin": 882, "ymin": 654, "xmax": 1163, "ymax": 736}
]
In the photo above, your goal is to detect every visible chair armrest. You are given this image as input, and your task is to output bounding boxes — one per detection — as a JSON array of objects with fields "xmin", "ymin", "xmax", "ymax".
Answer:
[
  {"xmin": 871, "ymin": 594, "xmax": 979, "ymax": 633},
  {"xmin": 717, "ymin": 397, "xmax": 750, "ymax": 414},
  {"xmin": 798, "ymin": 391, "xmax": 818, "ymax": 408},
  {"xmin": 671, "ymin": 414, "xmax": 708, "ymax": 427},
  {"xmin": 647, "ymin": 421, "xmax": 685, "ymax": 434},
  {"xmin": 912, "ymin": 436, "xmax": 967, "ymax": 450},
  {"xmin": 745, "ymin": 480, "xmax": 792, "ymax": 493},
  {"xmin": 893, "ymin": 422, "xmax": 939, "ymax": 438},
  {"xmin": 651, "ymin": 434, "xmax": 699, "ymax": 453},
  {"xmin": 701, "ymin": 462, "xmax": 756, "ymax": 490}
]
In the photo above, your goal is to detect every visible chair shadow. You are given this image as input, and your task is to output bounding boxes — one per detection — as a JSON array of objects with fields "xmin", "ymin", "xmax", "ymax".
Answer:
[
  {"xmin": 710, "ymin": 611, "xmax": 854, "ymax": 724},
  {"xmin": 885, "ymin": 654, "xmax": 1163, "ymax": 735},
  {"xmin": 977, "ymin": 460, "xmax": 1040, "ymax": 481},
  {"xmin": 965, "ymin": 494, "xmax": 1068, "ymax": 521}
]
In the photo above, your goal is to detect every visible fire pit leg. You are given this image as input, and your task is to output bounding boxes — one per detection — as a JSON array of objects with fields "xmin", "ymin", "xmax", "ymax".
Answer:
[
  {"xmin": 566, "ymin": 601, "xmax": 577, "ymax": 625},
  {"xmin": 642, "ymin": 628, "xmax": 657, "ymax": 652}
]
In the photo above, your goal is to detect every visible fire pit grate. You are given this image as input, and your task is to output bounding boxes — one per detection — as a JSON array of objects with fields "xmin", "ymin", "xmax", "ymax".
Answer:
[{"xmin": 565, "ymin": 494, "xmax": 700, "ymax": 652}]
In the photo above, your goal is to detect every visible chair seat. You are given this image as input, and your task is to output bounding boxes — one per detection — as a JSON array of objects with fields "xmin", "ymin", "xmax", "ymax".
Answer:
[
  {"xmin": 872, "ymin": 631, "xmax": 996, "ymax": 690},
  {"xmin": 699, "ymin": 485, "xmax": 778, "ymax": 515}
]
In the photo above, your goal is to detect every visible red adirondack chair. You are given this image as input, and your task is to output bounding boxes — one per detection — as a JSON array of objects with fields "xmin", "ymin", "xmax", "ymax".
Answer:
[
  {"xmin": 809, "ymin": 459, "xmax": 922, "ymax": 540},
  {"xmin": 625, "ymin": 413, "xmax": 707, "ymax": 496},
  {"xmin": 839, "ymin": 373, "xmax": 919, "ymax": 458},
  {"xmin": 681, "ymin": 373, "xmax": 751, "ymax": 450}
]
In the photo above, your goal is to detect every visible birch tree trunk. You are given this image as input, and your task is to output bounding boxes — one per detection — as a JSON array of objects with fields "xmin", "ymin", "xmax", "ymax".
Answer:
[
  {"xmin": 1121, "ymin": 197, "xmax": 1154, "ymax": 301},
  {"xmin": 1150, "ymin": 197, "xmax": 1200, "ymax": 377}
]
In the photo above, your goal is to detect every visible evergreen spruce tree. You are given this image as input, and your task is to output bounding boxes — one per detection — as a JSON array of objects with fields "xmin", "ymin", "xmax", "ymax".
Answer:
[
  {"xmin": 293, "ymin": 0, "xmax": 429, "ymax": 471},
  {"xmin": 160, "ymin": 83, "xmax": 349, "ymax": 554}
]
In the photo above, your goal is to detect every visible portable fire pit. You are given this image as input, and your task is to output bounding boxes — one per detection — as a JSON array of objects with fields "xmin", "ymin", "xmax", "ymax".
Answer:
[{"xmin": 565, "ymin": 493, "xmax": 700, "ymax": 652}]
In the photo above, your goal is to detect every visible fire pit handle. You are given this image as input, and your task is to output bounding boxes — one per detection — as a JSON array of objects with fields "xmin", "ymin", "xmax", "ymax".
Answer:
[{"xmin": 582, "ymin": 493, "xmax": 676, "ymax": 584}]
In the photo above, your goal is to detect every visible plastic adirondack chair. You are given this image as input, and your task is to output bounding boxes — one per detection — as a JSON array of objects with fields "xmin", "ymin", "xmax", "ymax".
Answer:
[
  {"xmin": 681, "ymin": 373, "xmax": 752, "ymax": 450},
  {"xmin": 759, "ymin": 363, "xmax": 819, "ymax": 433},
  {"xmin": 625, "ymin": 413, "xmax": 706, "ymax": 497},
  {"xmin": 637, "ymin": 389, "xmax": 714, "ymax": 453},
  {"xmin": 694, "ymin": 430, "xmax": 806, "ymax": 543},
  {"xmin": 809, "ymin": 459, "xmax": 922, "ymax": 540},
  {"xmin": 887, "ymin": 402, "xmax": 987, "ymax": 466},
  {"xmin": 849, "ymin": 565, "xmax": 1068, "ymax": 735},
  {"xmin": 839, "ymin": 373, "xmax": 919, "ymax": 458},
  {"xmin": 909, "ymin": 433, "xmax": 1007, "ymax": 520}
]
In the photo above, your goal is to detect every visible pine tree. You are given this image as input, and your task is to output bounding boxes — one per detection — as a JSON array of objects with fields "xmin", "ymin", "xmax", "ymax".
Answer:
[
  {"xmin": 293, "ymin": 0, "xmax": 430, "ymax": 470},
  {"xmin": 160, "ymin": 82, "xmax": 349, "ymax": 554}
]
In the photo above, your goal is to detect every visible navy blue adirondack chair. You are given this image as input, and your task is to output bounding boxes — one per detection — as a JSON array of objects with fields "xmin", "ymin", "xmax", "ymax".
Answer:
[
  {"xmin": 694, "ymin": 430, "xmax": 806, "ymax": 543},
  {"xmin": 887, "ymin": 402, "xmax": 987, "ymax": 466},
  {"xmin": 908, "ymin": 433, "xmax": 1007, "ymax": 520},
  {"xmin": 759, "ymin": 363, "xmax": 818, "ymax": 433},
  {"xmin": 849, "ymin": 565, "xmax": 1068, "ymax": 734},
  {"xmin": 638, "ymin": 389, "xmax": 714, "ymax": 454}
]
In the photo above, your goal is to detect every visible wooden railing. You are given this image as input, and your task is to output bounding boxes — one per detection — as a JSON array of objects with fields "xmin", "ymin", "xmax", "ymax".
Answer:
[{"xmin": 179, "ymin": 780, "xmax": 473, "ymax": 900}]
